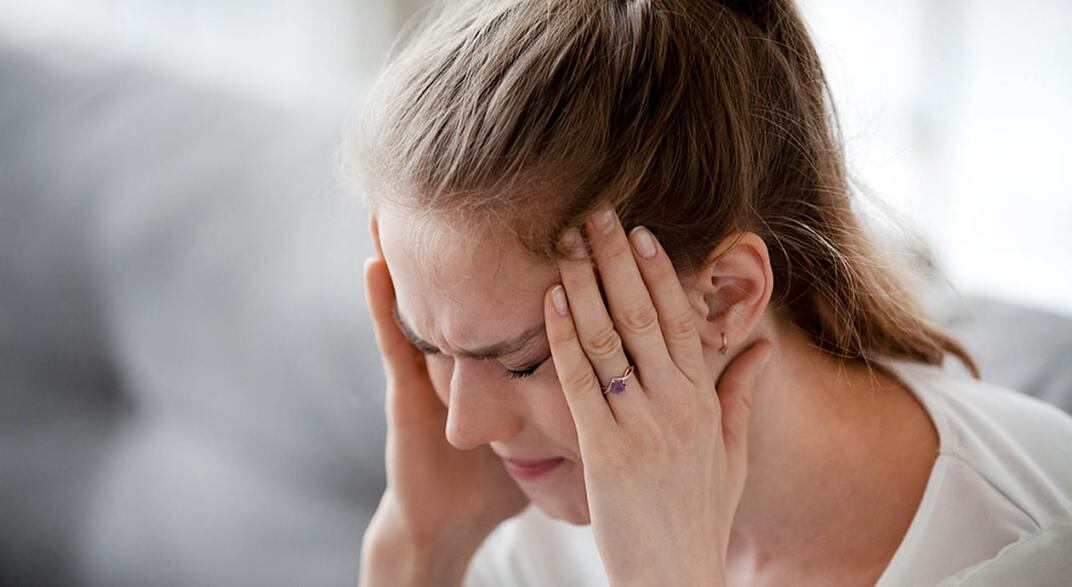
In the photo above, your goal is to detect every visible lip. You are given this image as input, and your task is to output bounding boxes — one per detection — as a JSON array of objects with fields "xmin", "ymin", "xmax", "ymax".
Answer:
[{"xmin": 501, "ymin": 457, "xmax": 565, "ymax": 480}]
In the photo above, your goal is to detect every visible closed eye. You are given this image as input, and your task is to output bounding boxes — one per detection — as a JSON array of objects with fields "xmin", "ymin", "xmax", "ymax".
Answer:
[
  {"xmin": 421, "ymin": 348, "xmax": 549, "ymax": 380},
  {"xmin": 506, "ymin": 355, "xmax": 550, "ymax": 379}
]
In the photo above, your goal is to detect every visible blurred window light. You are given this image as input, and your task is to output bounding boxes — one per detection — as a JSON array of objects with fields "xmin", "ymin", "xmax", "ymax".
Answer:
[
  {"xmin": 2, "ymin": 0, "xmax": 1068, "ymax": 315},
  {"xmin": 0, "ymin": 0, "xmax": 400, "ymax": 106},
  {"xmin": 802, "ymin": 0, "xmax": 1072, "ymax": 316}
]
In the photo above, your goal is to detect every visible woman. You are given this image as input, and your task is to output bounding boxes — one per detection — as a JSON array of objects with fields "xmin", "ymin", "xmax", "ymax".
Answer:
[{"xmin": 348, "ymin": 0, "xmax": 1072, "ymax": 585}]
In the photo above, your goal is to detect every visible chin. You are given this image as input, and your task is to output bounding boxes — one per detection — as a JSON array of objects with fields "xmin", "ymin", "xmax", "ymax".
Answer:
[
  {"xmin": 509, "ymin": 459, "xmax": 592, "ymax": 525},
  {"xmin": 524, "ymin": 484, "xmax": 592, "ymax": 526}
]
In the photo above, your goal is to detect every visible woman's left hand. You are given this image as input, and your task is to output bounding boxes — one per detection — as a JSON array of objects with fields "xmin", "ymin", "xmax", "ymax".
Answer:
[{"xmin": 544, "ymin": 206, "xmax": 772, "ymax": 587}]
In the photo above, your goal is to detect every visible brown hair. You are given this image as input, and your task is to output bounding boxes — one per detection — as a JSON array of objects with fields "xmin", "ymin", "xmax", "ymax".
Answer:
[{"xmin": 344, "ymin": 0, "xmax": 979, "ymax": 377}]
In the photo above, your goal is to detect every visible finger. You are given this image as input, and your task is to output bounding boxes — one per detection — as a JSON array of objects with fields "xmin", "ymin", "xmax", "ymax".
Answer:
[
  {"xmin": 556, "ymin": 228, "xmax": 637, "ymax": 392},
  {"xmin": 627, "ymin": 226, "xmax": 710, "ymax": 387},
  {"xmin": 715, "ymin": 340, "xmax": 773, "ymax": 484},
  {"xmin": 555, "ymin": 229, "xmax": 651, "ymax": 422},
  {"xmin": 586, "ymin": 207, "xmax": 676, "ymax": 382},
  {"xmin": 545, "ymin": 284, "xmax": 617, "ymax": 433},
  {"xmin": 364, "ymin": 257, "xmax": 444, "ymax": 423}
]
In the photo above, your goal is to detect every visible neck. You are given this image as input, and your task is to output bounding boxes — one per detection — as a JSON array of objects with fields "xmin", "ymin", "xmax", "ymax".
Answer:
[{"xmin": 724, "ymin": 319, "xmax": 938, "ymax": 581}]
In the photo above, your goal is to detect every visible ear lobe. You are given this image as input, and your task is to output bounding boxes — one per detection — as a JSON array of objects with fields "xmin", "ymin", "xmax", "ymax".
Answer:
[{"xmin": 689, "ymin": 232, "xmax": 774, "ymax": 350}]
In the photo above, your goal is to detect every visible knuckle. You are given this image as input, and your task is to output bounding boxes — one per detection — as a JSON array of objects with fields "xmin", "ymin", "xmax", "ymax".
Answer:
[
  {"xmin": 598, "ymin": 455, "xmax": 630, "ymax": 473},
  {"xmin": 664, "ymin": 308, "xmax": 698, "ymax": 341},
  {"xmin": 598, "ymin": 445, "xmax": 631, "ymax": 470},
  {"xmin": 593, "ymin": 423, "xmax": 666, "ymax": 470},
  {"xmin": 617, "ymin": 299, "xmax": 659, "ymax": 335},
  {"xmin": 635, "ymin": 419, "xmax": 669, "ymax": 457},
  {"xmin": 587, "ymin": 433, "xmax": 619, "ymax": 458},
  {"xmin": 664, "ymin": 402, "xmax": 697, "ymax": 445},
  {"xmin": 564, "ymin": 368, "xmax": 600, "ymax": 393},
  {"xmin": 548, "ymin": 324, "xmax": 578, "ymax": 347},
  {"xmin": 604, "ymin": 242, "xmax": 634, "ymax": 264},
  {"xmin": 589, "ymin": 434, "xmax": 631, "ymax": 470},
  {"xmin": 585, "ymin": 324, "xmax": 623, "ymax": 360}
]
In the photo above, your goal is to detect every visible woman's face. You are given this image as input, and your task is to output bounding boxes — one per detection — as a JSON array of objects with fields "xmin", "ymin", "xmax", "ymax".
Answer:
[{"xmin": 377, "ymin": 210, "xmax": 593, "ymax": 524}]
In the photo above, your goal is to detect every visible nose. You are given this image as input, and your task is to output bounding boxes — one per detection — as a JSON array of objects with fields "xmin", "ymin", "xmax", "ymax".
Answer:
[{"xmin": 444, "ymin": 358, "xmax": 522, "ymax": 450}]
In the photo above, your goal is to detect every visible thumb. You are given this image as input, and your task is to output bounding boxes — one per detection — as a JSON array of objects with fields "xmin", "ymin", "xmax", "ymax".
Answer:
[
  {"xmin": 364, "ymin": 257, "xmax": 445, "ymax": 425},
  {"xmin": 715, "ymin": 339, "xmax": 773, "ymax": 478}
]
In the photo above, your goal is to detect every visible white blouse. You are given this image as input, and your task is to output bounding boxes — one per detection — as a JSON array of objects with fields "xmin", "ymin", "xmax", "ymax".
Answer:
[{"xmin": 463, "ymin": 359, "xmax": 1072, "ymax": 586}]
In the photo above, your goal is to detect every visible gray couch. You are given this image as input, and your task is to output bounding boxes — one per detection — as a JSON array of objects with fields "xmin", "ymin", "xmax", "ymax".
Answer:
[
  {"xmin": 2, "ymin": 39, "xmax": 1070, "ymax": 587},
  {"xmin": 0, "ymin": 39, "xmax": 386, "ymax": 586}
]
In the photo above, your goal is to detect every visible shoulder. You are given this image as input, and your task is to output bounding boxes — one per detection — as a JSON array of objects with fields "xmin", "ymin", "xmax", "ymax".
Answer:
[
  {"xmin": 893, "ymin": 359, "xmax": 1072, "ymax": 522},
  {"xmin": 877, "ymin": 360, "xmax": 1072, "ymax": 585}
]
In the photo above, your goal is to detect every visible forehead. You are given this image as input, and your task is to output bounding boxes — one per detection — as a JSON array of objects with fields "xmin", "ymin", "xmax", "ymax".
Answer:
[{"xmin": 377, "ymin": 209, "xmax": 559, "ymax": 348}]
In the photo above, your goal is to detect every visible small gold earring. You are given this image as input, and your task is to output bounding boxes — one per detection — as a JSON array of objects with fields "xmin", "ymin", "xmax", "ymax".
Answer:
[{"xmin": 719, "ymin": 332, "xmax": 729, "ymax": 355}]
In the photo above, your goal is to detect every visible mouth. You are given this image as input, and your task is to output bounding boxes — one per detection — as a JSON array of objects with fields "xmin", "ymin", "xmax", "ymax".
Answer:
[{"xmin": 500, "ymin": 457, "xmax": 565, "ymax": 480}]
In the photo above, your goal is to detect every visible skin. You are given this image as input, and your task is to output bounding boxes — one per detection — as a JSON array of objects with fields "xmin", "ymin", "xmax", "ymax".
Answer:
[{"xmin": 363, "ymin": 203, "xmax": 939, "ymax": 586}]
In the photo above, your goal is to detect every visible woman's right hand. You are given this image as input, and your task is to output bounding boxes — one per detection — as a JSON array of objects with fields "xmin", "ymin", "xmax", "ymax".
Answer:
[{"xmin": 360, "ymin": 249, "xmax": 528, "ymax": 583}]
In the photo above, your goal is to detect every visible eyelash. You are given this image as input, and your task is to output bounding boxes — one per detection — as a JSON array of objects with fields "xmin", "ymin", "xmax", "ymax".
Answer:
[
  {"xmin": 506, "ymin": 357, "xmax": 548, "ymax": 379},
  {"xmin": 421, "ymin": 349, "xmax": 547, "ymax": 380}
]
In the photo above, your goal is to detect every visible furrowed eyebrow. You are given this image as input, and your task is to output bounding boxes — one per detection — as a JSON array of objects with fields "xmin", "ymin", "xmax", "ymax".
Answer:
[{"xmin": 392, "ymin": 300, "xmax": 546, "ymax": 360}]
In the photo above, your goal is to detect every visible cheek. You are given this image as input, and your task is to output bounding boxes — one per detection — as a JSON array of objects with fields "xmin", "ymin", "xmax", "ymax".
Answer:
[
  {"xmin": 530, "ymin": 376, "xmax": 582, "ymax": 452},
  {"xmin": 551, "ymin": 395, "xmax": 581, "ymax": 450}
]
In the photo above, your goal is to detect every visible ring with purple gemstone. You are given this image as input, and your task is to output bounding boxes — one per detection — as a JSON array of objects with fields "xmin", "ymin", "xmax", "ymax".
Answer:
[{"xmin": 602, "ymin": 364, "xmax": 636, "ymax": 395}]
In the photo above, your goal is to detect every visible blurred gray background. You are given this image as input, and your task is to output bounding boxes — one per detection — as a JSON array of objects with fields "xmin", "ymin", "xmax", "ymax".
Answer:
[{"xmin": 1, "ymin": 1, "xmax": 1070, "ymax": 586}]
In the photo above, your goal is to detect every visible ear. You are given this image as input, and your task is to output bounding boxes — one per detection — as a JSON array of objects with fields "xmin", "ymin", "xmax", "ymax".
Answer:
[
  {"xmin": 370, "ymin": 212, "xmax": 385, "ymax": 260},
  {"xmin": 682, "ymin": 232, "xmax": 774, "ymax": 352}
]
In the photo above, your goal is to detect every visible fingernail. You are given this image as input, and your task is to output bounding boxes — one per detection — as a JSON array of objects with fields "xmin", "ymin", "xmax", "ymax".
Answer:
[
  {"xmin": 629, "ymin": 226, "xmax": 657, "ymax": 258},
  {"xmin": 559, "ymin": 228, "xmax": 586, "ymax": 260},
  {"xmin": 592, "ymin": 207, "xmax": 615, "ymax": 234},
  {"xmin": 551, "ymin": 285, "xmax": 570, "ymax": 316}
]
